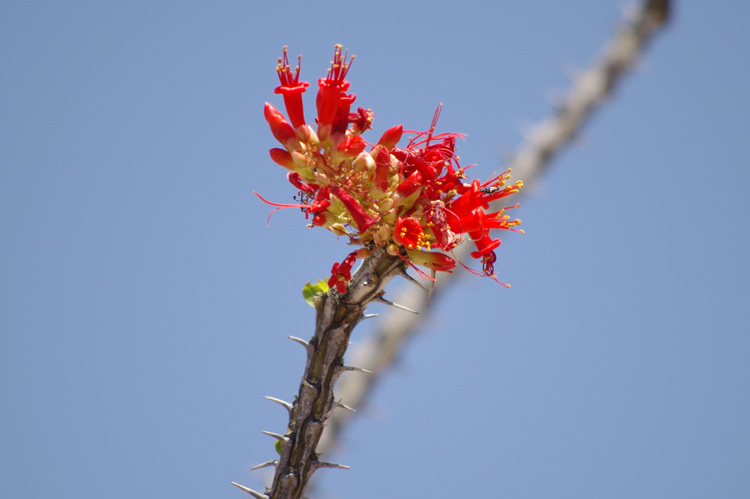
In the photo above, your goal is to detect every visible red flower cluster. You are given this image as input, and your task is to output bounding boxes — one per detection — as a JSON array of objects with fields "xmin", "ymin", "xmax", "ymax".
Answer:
[{"xmin": 261, "ymin": 45, "xmax": 523, "ymax": 291}]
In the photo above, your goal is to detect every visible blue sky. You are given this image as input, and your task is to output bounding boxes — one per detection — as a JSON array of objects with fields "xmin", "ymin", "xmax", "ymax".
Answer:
[{"xmin": 2, "ymin": 1, "xmax": 749, "ymax": 498}]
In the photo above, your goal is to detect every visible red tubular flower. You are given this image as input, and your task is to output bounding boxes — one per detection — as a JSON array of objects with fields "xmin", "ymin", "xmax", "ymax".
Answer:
[
  {"xmin": 287, "ymin": 172, "xmax": 316, "ymax": 194},
  {"xmin": 373, "ymin": 145, "xmax": 392, "ymax": 192},
  {"xmin": 269, "ymin": 148, "xmax": 295, "ymax": 170},
  {"xmin": 377, "ymin": 125, "xmax": 403, "ymax": 150},
  {"xmin": 393, "ymin": 217, "xmax": 425, "ymax": 249},
  {"xmin": 328, "ymin": 251, "xmax": 358, "ymax": 293},
  {"xmin": 264, "ymin": 102, "xmax": 297, "ymax": 149},
  {"xmin": 316, "ymin": 45, "xmax": 353, "ymax": 139},
  {"xmin": 331, "ymin": 93, "xmax": 356, "ymax": 136},
  {"xmin": 311, "ymin": 210, "xmax": 335, "ymax": 228},
  {"xmin": 449, "ymin": 208, "xmax": 512, "ymax": 234},
  {"xmin": 329, "ymin": 185, "xmax": 378, "ymax": 232},
  {"xmin": 449, "ymin": 180, "xmax": 487, "ymax": 216},
  {"xmin": 396, "ymin": 170, "xmax": 423, "ymax": 196},
  {"xmin": 470, "ymin": 234, "xmax": 501, "ymax": 259},
  {"xmin": 335, "ymin": 134, "xmax": 367, "ymax": 160},
  {"xmin": 274, "ymin": 47, "xmax": 310, "ymax": 129},
  {"xmin": 349, "ymin": 107, "xmax": 374, "ymax": 134},
  {"xmin": 307, "ymin": 187, "xmax": 331, "ymax": 215}
]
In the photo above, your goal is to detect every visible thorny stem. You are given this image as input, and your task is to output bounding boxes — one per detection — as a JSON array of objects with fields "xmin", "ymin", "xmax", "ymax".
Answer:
[{"xmin": 254, "ymin": 247, "xmax": 406, "ymax": 499}]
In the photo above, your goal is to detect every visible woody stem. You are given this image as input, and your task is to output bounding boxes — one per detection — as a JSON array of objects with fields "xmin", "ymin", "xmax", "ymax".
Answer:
[{"xmin": 266, "ymin": 247, "xmax": 406, "ymax": 499}]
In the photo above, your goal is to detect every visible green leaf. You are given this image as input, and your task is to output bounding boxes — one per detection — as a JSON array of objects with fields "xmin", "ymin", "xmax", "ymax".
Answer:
[
  {"xmin": 302, "ymin": 279, "xmax": 330, "ymax": 307},
  {"xmin": 275, "ymin": 439, "xmax": 282, "ymax": 455}
]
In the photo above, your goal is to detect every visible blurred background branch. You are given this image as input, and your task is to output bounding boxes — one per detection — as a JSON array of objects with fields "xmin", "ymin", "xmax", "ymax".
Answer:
[{"xmin": 316, "ymin": 0, "xmax": 672, "ymax": 459}]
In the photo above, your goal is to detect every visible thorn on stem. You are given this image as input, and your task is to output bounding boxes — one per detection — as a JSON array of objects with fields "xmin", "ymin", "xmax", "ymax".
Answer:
[
  {"xmin": 313, "ymin": 460, "xmax": 351, "ymax": 471},
  {"xmin": 398, "ymin": 268, "xmax": 428, "ymax": 291},
  {"xmin": 288, "ymin": 335, "xmax": 310, "ymax": 348},
  {"xmin": 230, "ymin": 482, "xmax": 268, "ymax": 499},
  {"xmin": 301, "ymin": 378, "xmax": 317, "ymax": 390},
  {"xmin": 334, "ymin": 400, "xmax": 357, "ymax": 413},
  {"xmin": 250, "ymin": 460, "xmax": 278, "ymax": 471},
  {"xmin": 332, "ymin": 364, "xmax": 372, "ymax": 386},
  {"xmin": 337, "ymin": 365, "xmax": 373, "ymax": 375},
  {"xmin": 265, "ymin": 396, "xmax": 293, "ymax": 413},
  {"xmin": 427, "ymin": 270, "xmax": 437, "ymax": 304},
  {"xmin": 288, "ymin": 335, "xmax": 314, "ymax": 364},
  {"xmin": 261, "ymin": 430, "xmax": 287, "ymax": 442},
  {"xmin": 373, "ymin": 294, "xmax": 419, "ymax": 314}
]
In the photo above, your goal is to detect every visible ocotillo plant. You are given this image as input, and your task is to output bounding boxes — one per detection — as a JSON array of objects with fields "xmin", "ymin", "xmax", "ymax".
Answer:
[
  {"xmin": 236, "ymin": 0, "xmax": 670, "ymax": 495},
  {"xmin": 234, "ymin": 45, "xmax": 524, "ymax": 499}
]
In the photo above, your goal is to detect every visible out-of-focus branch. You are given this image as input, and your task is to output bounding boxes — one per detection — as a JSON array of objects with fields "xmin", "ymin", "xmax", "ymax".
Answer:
[{"xmin": 316, "ymin": 0, "xmax": 671, "ymax": 457}]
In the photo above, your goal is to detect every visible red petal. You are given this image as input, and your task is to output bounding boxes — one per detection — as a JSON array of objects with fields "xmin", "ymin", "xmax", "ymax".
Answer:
[
  {"xmin": 377, "ymin": 125, "xmax": 403, "ymax": 150},
  {"xmin": 269, "ymin": 148, "xmax": 295, "ymax": 170},
  {"xmin": 330, "ymin": 186, "xmax": 378, "ymax": 232},
  {"xmin": 264, "ymin": 102, "xmax": 296, "ymax": 147}
]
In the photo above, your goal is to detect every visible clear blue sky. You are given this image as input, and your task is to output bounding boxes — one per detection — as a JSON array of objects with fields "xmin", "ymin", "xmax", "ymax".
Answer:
[{"xmin": 2, "ymin": 1, "xmax": 749, "ymax": 498}]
